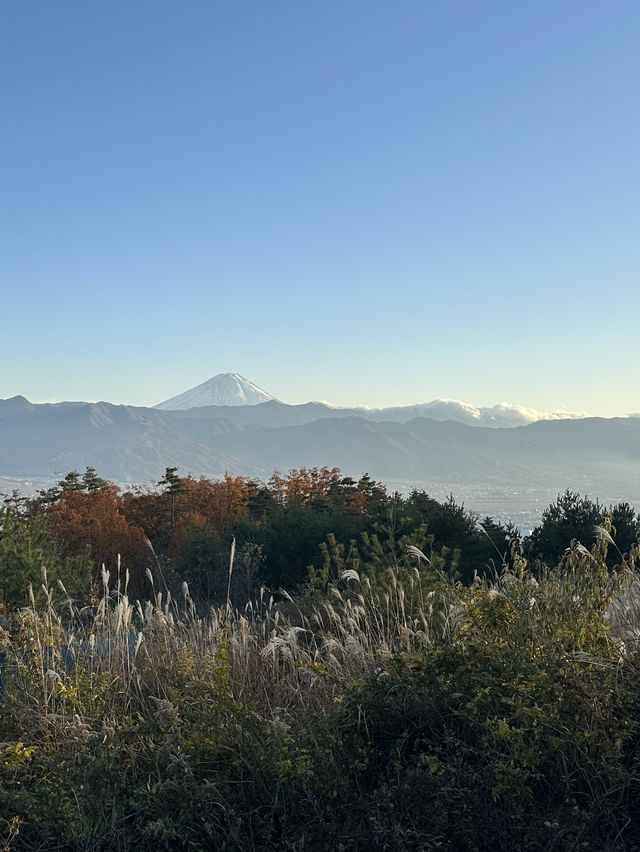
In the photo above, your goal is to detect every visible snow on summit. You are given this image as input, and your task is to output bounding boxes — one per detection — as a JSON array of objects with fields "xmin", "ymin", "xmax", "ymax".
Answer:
[{"xmin": 155, "ymin": 373, "xmax": 278, "ymax": 410}]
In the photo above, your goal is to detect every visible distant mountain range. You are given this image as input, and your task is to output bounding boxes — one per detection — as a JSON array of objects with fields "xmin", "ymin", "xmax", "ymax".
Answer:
[
  {"xmin": 1, "ymin": 375, "xmax": 639, "ymax": 527},
  {"xmin": 154, "ymin": 373, "xmax": 586, "ymax": 427}
]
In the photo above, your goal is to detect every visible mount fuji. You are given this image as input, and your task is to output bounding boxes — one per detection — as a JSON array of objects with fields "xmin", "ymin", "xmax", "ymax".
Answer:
[{"xmin": 155, "ymin": 373, "xmax": 278, "ymax": 410}]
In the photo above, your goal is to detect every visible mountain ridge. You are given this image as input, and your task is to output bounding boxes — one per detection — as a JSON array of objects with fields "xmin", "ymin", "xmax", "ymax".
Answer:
[
  {"xmin": 153, "ymin": 373, "xmax": 590, "ymax": 427},
  {"xmin": 1, "ymin": 394, "xmax": 638, "ymax": 486},
  {"xmin": 3, "ymin": 372, "xmax": 638, "ymax": 513},
  {"xmin": 3, "ymin": 395, "xmax": 640, "ymax": 529}
]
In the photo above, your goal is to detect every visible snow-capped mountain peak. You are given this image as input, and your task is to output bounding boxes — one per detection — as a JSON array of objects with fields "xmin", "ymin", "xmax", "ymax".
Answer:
[{"xmin": 155, "ymin": 373, "xmax": 278, "ymax": 410}]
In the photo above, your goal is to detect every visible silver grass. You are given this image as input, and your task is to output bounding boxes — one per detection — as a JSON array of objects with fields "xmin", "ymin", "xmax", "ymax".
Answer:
[{"xmin": 594, "ymin": 525, "xmax": 616, "ymax": 546}]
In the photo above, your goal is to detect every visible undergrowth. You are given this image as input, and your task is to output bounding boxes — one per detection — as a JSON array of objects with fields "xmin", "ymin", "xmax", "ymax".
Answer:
[{"xmin": 1, "ymin": 542, "xmax": 640, "ymax": 850}]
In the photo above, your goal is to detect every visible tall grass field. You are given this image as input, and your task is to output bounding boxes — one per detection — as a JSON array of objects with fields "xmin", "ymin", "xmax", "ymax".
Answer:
[{"xmin": 1, "ymin": 536, "xmax": 640, "ymax": 849}]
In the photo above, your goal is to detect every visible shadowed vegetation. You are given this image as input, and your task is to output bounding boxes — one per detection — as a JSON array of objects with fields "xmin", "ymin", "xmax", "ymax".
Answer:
[{"xmin": 1, "ymin": 470, "xmax": 640, "ymax": 849}]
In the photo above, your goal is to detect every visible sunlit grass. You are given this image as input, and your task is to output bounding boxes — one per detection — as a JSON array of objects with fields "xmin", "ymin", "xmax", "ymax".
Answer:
[{"xmin": 1, "ymin": 536, "xmax": 640, "ymax": 849}]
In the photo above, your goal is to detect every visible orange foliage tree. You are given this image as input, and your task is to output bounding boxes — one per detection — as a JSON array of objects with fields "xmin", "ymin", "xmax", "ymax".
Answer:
[
  {"xmin": 267, "ymin": 467, "xmax": 341, "ymax": 507},
  {"xmin": 46, "ymin": 485, "xmax": 150, "ymax": 594},
  {"xmin": 122, "ymin": 473, "xmax": 250, "ymax": 555},
  {"xmin": 166, "ymin": 475, "xmax": 250, "ymax": 562},
  {"xmin": 267, "ymin": 467, "xmax": 387, "ymax": 515}
]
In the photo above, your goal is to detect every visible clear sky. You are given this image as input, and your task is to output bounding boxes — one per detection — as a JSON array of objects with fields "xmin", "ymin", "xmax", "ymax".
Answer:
[{"xmin": 2, "ymin": 1, "xmax": 639, "ymax": 415}]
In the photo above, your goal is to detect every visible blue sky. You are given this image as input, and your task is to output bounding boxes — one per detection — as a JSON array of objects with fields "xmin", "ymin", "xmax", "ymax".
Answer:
[{"xmin": 2, "ymin": 1, "xmax": 638, "ymax": 415}]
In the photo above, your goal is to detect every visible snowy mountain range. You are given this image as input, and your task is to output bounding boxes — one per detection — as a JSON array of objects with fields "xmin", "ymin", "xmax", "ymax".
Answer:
[{"xmin": 153, "ymin": 373, "xmax": 585, "ymax": 428}]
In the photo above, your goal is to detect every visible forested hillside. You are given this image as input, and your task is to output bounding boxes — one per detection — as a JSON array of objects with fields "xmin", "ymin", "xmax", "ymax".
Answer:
[{"xmin": 2, "ymin": 465, "xmax": 639, "ymax": 610}]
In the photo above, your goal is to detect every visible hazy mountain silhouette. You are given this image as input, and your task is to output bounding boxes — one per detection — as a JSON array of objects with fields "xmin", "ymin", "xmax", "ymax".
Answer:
[{"xmin": 1, "ymin": 397, "xmax": 639, "ymax": 505}]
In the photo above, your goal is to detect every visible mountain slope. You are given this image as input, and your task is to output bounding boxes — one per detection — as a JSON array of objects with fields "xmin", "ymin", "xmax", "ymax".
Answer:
[
  {"xmin": 0, "ymin": 398, "xmax": 252, "ymax": 483},
  {"xmin": 155, "ymin": 373, "xmax": 278, "ymax": 410}
]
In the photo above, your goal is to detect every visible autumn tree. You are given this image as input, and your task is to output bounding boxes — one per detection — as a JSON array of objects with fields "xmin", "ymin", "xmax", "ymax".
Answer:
[
  {"xmin": 46, "ymin": 484, "xmax": 149, "ymax": 596},
  {"xmin": 178, "ymin": 475, "xmax": 249, "ymax": 539},
  {"xmin": 267, "ymin": 467, "xmax": 341, "ymax": 508},
  {"xmin": 120, "ymin": 473, "xmax": 251, "ymax": 600},
  {"xmin": 165, "ymin": 476, "xmax": 251, "ymax": 596}
]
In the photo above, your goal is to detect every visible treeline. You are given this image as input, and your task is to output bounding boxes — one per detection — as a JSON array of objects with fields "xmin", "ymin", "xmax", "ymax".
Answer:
[{"xmin": 1, "ymin": 465, "xmax": 639, "ymax": 610}]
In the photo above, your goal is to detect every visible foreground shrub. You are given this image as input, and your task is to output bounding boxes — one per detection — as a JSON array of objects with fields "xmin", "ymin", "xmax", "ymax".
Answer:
[{"xmin": 1, "ymin": 548, "xmax": 640, "ymax": 849}]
